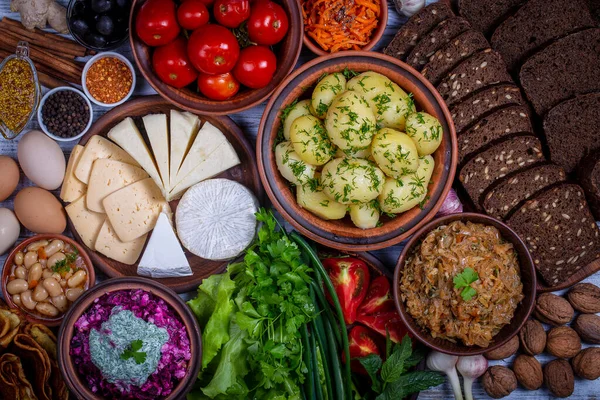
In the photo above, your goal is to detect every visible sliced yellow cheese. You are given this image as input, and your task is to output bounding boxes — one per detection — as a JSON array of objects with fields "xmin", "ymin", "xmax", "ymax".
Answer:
[
  {"xmin": 87, "ymin": 159, "xmax": 149, "ymax": 213},
  {"xmin": 65, "ymin": 195, "xmax": 105, "ymax": 251},
  {"xmin": 169, "ymin": 110, "xmax": 200, "ymax": 187},
  {"xmin": 144, "ymin": 113, "xmax": 170, "ymax": 192},
  {"xmin": 95, "ymin": 219, "xmax": 147, "ymax": 265},
  {"xmin": 60, "ymin": 145, "xmax": 87, "ymax": 203},
  {"xmin": 103, "ymin": 177, "xmax": 168, "ymax": 242},
  {"xmin": 75, "ymin": 136, "xmax": 140, "ymax": 184}
]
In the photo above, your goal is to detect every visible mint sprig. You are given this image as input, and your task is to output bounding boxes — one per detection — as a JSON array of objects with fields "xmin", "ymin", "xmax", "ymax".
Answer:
[{"xmin": 453, "ymin": 267, "xmax": 479, "ymax": 301}]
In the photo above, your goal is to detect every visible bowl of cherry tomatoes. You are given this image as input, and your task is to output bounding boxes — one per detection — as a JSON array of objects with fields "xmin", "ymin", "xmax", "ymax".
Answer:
[{"xmin": 130, "ymin": 0, "xmax": 303, "ymax": 115}]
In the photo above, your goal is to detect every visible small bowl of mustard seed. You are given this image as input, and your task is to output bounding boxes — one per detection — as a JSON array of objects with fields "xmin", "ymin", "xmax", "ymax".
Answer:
[
  {"xmin": 82, "ymin": 52, "xmax": 136, "ymax": 107},
  {"xmin": 38, "ymin": 87, "xmax": 93, "ymax": 142}
]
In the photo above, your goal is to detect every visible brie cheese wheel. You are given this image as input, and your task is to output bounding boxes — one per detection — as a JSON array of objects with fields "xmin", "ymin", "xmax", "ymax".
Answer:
[
  {"xmin": 138, "ymin": 212, "xmax": 192, "ymax": 278},
  {"xmin": 75, "ymin": 136, "xmax": 140, "ymax": 184},
  {"xmin": 95, "ymin": 219, "xmax": 147, "ymax": 265},
  {"xmin": 176, "ymin": 179, "xmax": 258, "ymax": 260},
  {"xmin": 60, "ymin": 145, "xmax": 87, "ymax": 203},
  {"xmin": 65, "ymin": 195, "xmax": 105, "ymax": 251},
  {"xmin": 143, "ymin": 113, "xmax": 170, "ymax": 192},
  {"xmin": 169, "ymin": 110, "xmax": 200, "ymax": 187}
]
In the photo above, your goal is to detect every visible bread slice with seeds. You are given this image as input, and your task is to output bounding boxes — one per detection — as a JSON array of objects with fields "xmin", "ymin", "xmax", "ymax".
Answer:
[
  {"xmin": 482, "ymin": 163, "xmax": 566, "ymax": 220},
  {"xmin": 506, "ymin": 184, "xmax": 600, "ymax": 287},
  {"xmin": 458, "ymin": 0, "xmax": 526, "ymax": 35},
  {"xmin": 421, "ymin": 30, "xmax": 489, "ymax": 86},
  {"xmin": 437, "ymin": 49, "xmax": 513, "ymax": 107},
  {"xmin": 457, "ymin": 105, "xmax": 533, "ymax": 164},
  {"xmin": 384, "ymin": 2, "xmax": 454, "ymax": 61},
  {"xmin": 459, "ymin": 135, "xmax": 544, "ymax": 208},
  {"xmin": 578, "ymin": 150, "xmax": 600, "ymax": 220}
]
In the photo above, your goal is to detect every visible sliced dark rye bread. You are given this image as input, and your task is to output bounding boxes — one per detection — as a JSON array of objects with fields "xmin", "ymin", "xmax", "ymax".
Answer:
[
  {"xmin": 406, "ymin": 17, "xmax": 472, "ymax": 70},
  {"xmin": 491, "ymin": 0, "xmax": 597, "ymax": 71},
  {"xmin": 384, "ymin": 2, "xmax": 454, "ymax": 61},
  {"xmin": 520, "ymin": 28, "xmax": 600, "ymax": 116},
  {"xmin": 421, "ymin": 30, "xmax": 489, "ymax": 86},
  {"xmin": 457, "ymin": 105, "xmax": 533, "ymax": 164},
  {"xmin": 459, "ymin": 135, "xmax": 544, "ymax": 208},
  {"xmin": 577, "ymin": 150, "xmax": 600, "ymax": 220},
  {"xmin": 482, "ymin": 163, "xmax": 566, "ymax": 220},
  {"xmin": 543, "ymin": 92, "xmax": 600, "ymax": 173},
  {"xmin": 458, "ymin": 0, "xmax": 526, "ymax": 35},
  {"xmin": 437, "ymin": 49, "xmax": 513, "ymax": 107},
  {"xmin": 506, "ymin": 183, "xmax": 600, "ymax": 287}
]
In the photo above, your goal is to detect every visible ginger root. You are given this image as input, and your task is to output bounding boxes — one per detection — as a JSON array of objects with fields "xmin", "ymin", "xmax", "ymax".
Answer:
[{"xmin": 10, "ymin": 0, "xmax": 68, "ymax": 33}]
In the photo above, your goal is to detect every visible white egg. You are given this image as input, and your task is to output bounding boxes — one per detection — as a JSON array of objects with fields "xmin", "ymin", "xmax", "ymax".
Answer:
[
  {"xmin": 17, "ymin": 130, "xmax": 66, "ymax": 190},
  {"xmin": 0, "ymin": 208, "xmax": 20, "ymax": 255}
]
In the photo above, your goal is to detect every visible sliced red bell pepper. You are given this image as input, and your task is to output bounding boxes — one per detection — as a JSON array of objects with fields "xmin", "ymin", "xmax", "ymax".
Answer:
[
  {"xmin": 323, "ymin": 257, "xmax": 370, "ymax": 324},
  {"xmin": 342, "ymin": 326, "xmax": 381, "ymax": 375},
  {"xmin": 358, "ymin": 275, "xmax": 395, "ymax": 316},
  {"xmin": 356, "ymin": 311, "xmax": 410, "ymax": 343}
]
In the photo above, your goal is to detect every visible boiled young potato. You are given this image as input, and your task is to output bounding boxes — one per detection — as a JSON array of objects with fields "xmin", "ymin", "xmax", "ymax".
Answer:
[
  {"xmin": 297, "ymin": 174, "xmax": 347, "ymax": 220},
  {"xmin": 275, "ymin": 141, "xmax": 317, "ymax": 186},
  {"xmin": 405, "ymin": 112, "xmax": 443, "ymax": 156},
  {"xmin": 321, "ymin": 157, "xmax": 385, "ymax": 204},
  {"xmin": 325, "ymin": 91, "xmax": 377, "ymax": 150},
  {"xmin": 379, "ymin": 155, "xmax": 435, "ymax": 214},
  {"xmin": 350, "ymin": 201, "xmax": 380, "ymax": 229},
  {"xmin": 371, "ymin": 128, "xmax": 419, "ymax": 178},
  {"xmin": 290, "ymin": 115, "xmax": 335, "ymax": 166},
  {"xmin": 311, "ymin": 73, "xmax": 347, "ymax": 119},
  {"xmin": 283, "ymin": 100, "xmax": 312, "ymax": 140}
]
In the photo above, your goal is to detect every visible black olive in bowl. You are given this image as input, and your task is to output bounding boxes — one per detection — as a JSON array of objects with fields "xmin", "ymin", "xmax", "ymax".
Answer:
[{"xmin": 67, "ymin": 0, "xmax": 131, "ymax": 51}]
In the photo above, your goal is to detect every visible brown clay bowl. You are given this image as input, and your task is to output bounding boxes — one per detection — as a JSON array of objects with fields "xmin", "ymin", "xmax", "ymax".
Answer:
[
  {"xmin": 129, "ymin": 0, "xmax": 303, "ymax": 115},
  {"xmin": 257, "ymin": 51, "xmax": 458, "ymax": 251},
  {"xmin": 57, "ymin": 277, "xmax": 202, "ymax": 400},
  {"xmin": 302, "ymin": 0, "xmax": 389, "ymax": 56},
  {"xmin": 393, "ymin": 213, "xmax": 537, "ymax": 356},
  {"xmin": 1, "ymin": 234, "xmax": 96, "ymax": 327}
]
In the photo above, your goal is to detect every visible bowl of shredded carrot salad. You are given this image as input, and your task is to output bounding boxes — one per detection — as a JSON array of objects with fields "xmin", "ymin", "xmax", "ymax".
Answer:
[{"xmin": 301, "ymin": 0, "xmax": 388, "ymax": 55}]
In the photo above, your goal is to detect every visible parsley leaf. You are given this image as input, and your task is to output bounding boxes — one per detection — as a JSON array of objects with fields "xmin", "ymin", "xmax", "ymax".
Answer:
[
  {"xmin": 120, "ymin": 340, "xmax": 146, "ymax": 364},
  {"xmin": 453, "ymin": 267, "xmax": 479, "ymax": 301}
]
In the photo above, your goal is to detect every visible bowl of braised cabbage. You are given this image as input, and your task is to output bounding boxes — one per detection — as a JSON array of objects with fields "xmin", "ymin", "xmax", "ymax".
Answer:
[{"xmin": 257, "ymin": 52, "xmax": 457, "ymax": 251}]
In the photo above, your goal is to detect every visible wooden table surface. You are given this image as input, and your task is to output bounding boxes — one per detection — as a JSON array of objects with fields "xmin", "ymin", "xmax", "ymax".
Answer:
[{"xmin": 1, "ymin": 0, "xmax": 598, "ymax": 398}]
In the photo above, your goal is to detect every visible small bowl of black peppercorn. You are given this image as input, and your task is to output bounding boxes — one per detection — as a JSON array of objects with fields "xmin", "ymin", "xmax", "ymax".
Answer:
[{"xmin": 37, "ymin": 87, "xmax": 94, "ymax": 142}]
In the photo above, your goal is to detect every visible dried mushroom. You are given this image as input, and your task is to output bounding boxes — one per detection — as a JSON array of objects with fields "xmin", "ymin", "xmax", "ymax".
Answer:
[
  {"xmin": 546, "ymin": 326, "xmax": 581, "ymax": 358},
  {"xmin": 484, "ymin": 335, "xmax": 519, "ymax": 360},
  {"xmin": 567, "ymin": 283, "xmax": 600, "ymax": 313},
  {"xmin": 512, "ymin": 354, "xmax": 543, "ymax": 390},
  {"xmin": 544, "ymin": 359, "xmax": 575, "ymax": 398},
  {"xmin": 519, "ymin": 319, "xmax": 546, "ymax": 355},
  {"xmin": 572, "ymin": 313, "xmax": 600, "ymax": 344},
  {"xmin": 481, "ymin": 365, "xmax": 517, "ymax": 399},
  {"xmin": 534, "ymin": 293, "xmax": 574, "ymax": 326},
  {"xmin": 572, "ymin": 347, "xmax": 600, "ymax": 380}
]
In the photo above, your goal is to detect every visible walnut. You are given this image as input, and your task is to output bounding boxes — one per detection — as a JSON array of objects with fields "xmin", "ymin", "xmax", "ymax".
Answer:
[
  {"xmin": 572, "ymin": 313, "xmax": 600, "ymax": 344},
  {"xmin": 512, "ymin": 354, "xmax": 543, "ymax": 390},
  {"xmin": 544, "ymin": 359, "xmax": 575, "ymax": 398},
  {"xmin": 481, "ymin": 366, "xmax": 517, "ymax": 399},
  {"xmin": 484, "ymin": 335, "xmax": 519, "ymax": 360},
  {"xmin": 567, "ymin": 283, "xmax": 600, "ymax": 313},
  {"xmin": 519, "ymin": 319, "xmax": 546, "ymax": 355},
  {"xmin": 534, "ymin": 293, "xmax": 574, "ymax": 326},
  {"xmin": 572, "ymin": 347, "xmax": 600, "ymax": 380},
  {"xmin": 546, "ymin": 326, "xmax": 581, "ymax": 358}
]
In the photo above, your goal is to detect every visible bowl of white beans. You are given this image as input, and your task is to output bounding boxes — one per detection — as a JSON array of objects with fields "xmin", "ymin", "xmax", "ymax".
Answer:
[{"xmin": 2, "ymin": 234, "xmax": 95, "ymax": 326}]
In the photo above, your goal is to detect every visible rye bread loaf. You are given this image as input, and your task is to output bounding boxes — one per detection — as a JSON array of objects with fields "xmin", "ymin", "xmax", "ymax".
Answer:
[
  {"xmin": 578, "ymin": 150, "xmax": 600, "ymax": 220},
  {"xmin": 458, "ymin": 0, "xmax": 526, "ymax": 35},
  {"xmin": 384, "ymin": 2, "xmax": 454, "ymax": 61},
  {"xmin": 491, "ymin": 0, "xmax": 597, "ymax": 71},
  {"xmin": 421, "ymin": 30, "xmax": 489, "ymax": 86},
  {"xmin": 543, "ymin": 92, "xmax": 600, "ymax": 173},
  {"xmin": 520, "ymin": 28, "xmax": 600, "ymax": 116},
  {"xmin": 457, "ymin": 105, "xmax": 533, "ymax": 164},
  {"xmin": 506, "ymin": 184, "xmax": 600, "ymax": 286},
  {"xmin": 437, "ymin": 49, "xmax": 513, "ymax": 107},
  {"xmin": 459, "ymin": 135, "xmax": 544, "ymax": 207},
  {"xmin": 407, "ymin": 17, "xmax": 472, "ymax": 70},
  {"xmin": 482, "ymin": 163, "xmax": 566, "ymax": 220}
]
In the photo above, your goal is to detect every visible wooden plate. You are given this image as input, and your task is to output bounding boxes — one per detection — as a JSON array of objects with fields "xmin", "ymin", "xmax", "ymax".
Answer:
[{"xmin": 69, "ymin": 96, "xmax": 264, "ymax": 293}]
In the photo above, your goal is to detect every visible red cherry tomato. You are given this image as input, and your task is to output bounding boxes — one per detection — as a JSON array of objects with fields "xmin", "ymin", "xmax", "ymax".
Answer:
[
  {"xmin": 152, "ymin": 37, "xmax": 198, "ymax": 88},
  {"xmin": 198, "ymin": 72, "xmax": 240, "ymax": 100},
  {"xmin": 247, "ymin": 0, "xmax": 289, "ymax": 46},
  {"xmin": 187, "ymin": 24, "xmax": 240, "ymax": 74},
  {"xmin": 135, "ymin": 0, "xmax": 180, "ymax": 47},
  {"xmin": 177, "ymin": 0, "xmax": 210, "ymax": 30},
  {"xmin": 213, "ymin": 0, "xmax": 250, "ymax": 28},
  {"xmin": 232, "ymin": 45, "xmax": 276, "ymax": 89}
]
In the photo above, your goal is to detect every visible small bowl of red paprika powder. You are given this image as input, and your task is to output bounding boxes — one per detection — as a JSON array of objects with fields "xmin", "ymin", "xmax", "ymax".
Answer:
[{"xmin": 82, "ymin": 52, "xmax": 136, "ymax": 107}]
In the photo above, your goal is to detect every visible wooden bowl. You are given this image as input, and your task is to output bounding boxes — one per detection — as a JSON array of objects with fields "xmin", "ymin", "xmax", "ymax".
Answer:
[
  {"xmin": 257, "ymin": 51, "xmax": 458, "ymax": 251},
  {"xmin": 1, "ymin": 234, "xmax": 96, "ymax": 327},
  {"xmin": 393, "ymin": 213, "xmax": 537, "ymax": 356},
  {"xmin": 57, "ymin": 277, "xmax": 202, "ymax": 400},
  {"xmin": 129, "ymin": 0, "xmax": 303, "ymax": 115},
  {"xmin": 302, "ymin": 0, "xmax": 388, "ymax": 56}
]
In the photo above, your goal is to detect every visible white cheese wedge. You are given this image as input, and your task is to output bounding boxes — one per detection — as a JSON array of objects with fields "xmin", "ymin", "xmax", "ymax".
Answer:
[
  {"xmin": 143, "ymin": 113, "xmax": 170, "ymax": 192},
  {"xmin": 60, "ymin": 145, "xmax": 87, "ymax": 203},
  {"xmin": 75, "ymin": 136, "xmax": 140, "ymax": 184},
  {"xmin": 95, "ymin": 219, "xmax": 147, "ymax": 265},
  {"xmin": 87, "ymin": 159, "xmax": 149, "ymax": 213},
  {"xmin": 176, "ymin": 179, "xmax": 258, "ymax": 260},
  {"xmin": 137, "ymin": 212, "xmax": 192, "ymax": 278},
  {"xmin": 169, "ymin": 141, "xmax": 240, "ymax": 200},
  {"xmin": 169, "ymin": 110, "xmax": 200, "ymax": 187},
  {"xmin": 103, "ymin": 177, "xmax": 168, "ymax": 242},
  {"xmin": 65, "ymin": 195, "xmax": 105, "ymax": 251}
]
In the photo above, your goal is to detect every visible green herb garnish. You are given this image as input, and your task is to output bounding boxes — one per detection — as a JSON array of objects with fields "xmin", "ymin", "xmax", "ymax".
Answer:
[
  {"xmin": 51, "ymin": 248, "xmax": 78, "ymax": 274},
  {"xmin": 120, "ymin": 339, "xmax": 147, "ymax": 364},
  {"xmin": 453, "ymin": 267, "xmax": 479, "ymax": 301}
]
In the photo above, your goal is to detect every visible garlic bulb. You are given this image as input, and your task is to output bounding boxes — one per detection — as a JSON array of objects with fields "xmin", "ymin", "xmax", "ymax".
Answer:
[{"xmin": 396, "ymin": 0, "xmax": 426, "ymax": 17}]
